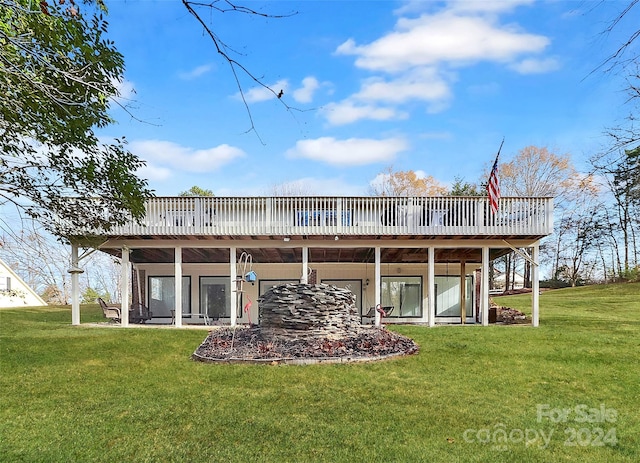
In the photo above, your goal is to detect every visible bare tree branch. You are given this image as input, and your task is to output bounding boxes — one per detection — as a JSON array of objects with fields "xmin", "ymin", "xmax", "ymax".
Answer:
[{"xmin": 181, "ymin": 0, "xmax": 299, "ymax": 142}]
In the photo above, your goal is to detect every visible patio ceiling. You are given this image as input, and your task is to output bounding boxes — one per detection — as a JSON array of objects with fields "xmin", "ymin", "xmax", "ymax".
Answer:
[{"xmin": 98, "ymin": 234, "xmax": 517, "ymax": 264}]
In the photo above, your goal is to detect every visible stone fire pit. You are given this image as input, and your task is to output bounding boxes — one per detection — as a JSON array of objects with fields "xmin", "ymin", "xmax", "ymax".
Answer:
[{"xmin": 192, "ymin": 283, "xmax": 419, "ymax": 364}]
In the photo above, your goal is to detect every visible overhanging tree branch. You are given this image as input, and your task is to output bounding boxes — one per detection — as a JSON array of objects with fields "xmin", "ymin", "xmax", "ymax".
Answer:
[{"xmin": 181, "ymin": 0, "xmax": 298, "ymax": 141}]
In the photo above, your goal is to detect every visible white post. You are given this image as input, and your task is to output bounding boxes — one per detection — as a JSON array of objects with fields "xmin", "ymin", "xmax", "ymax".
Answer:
[
  {"xmin": 121, "ymin": 247, "xmax": 130, "ymax": 327},
  {"xmin": 301, "ymin": 246, "xmax": 309, "ymax": 284},
  {"xmin": 374, "ymin": 247, "xmax": 381, "ymax": 327},
  {"xmin": 230, "ymin": 247, "xmax": 237, "ymax": 327},
  {"xmin": 482, "ymin": 246, "xmax": 490, "ymax": 326},
  {"xmin": 70, "ymin": 243, "xmax": 81, "ymax": 326},
  {"xmin": 532, "ymin": 242, "xmax": 540, "ymax": 327},
  {"xmin": 428, "ymin": 247, "xmax": 435, "ymax": 327},
  {"xmin": 174, "ymin": 247, "xmax": 182, "ymax": 328},
  {"xmin": 460, "ymin": 259, "xmax": 466, "ymax": 325}
]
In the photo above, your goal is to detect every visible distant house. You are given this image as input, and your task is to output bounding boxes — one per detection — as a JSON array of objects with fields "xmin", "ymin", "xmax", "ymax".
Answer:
[
  {"xmin": 494, "ymin": 270, "xmax": 526, "ymax": 291},
  {"xmin": 67, "ymin": 195, "xmax": 553, "ymax": 327},
  {"xmin": 0, "ymin": 258, "xmax": 47, "ymax": 307}
]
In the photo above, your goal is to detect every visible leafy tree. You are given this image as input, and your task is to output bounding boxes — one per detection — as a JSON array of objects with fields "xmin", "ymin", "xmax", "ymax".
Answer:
[
  {"xmin": 179, "ymin": 186, "xmax": 215, "ymax": 197},
  {"xmin": 40, "ymin": 284, "xmax": 65, "ymax": 305},
  {"xmin": 81, "ymin": 286, "xmax": 109, "ymax": 304},
  {"xmin": 614, "ymin": 146, "xmax": 640, "ymax": 204},
  {"xmin": 499, "ymin": 146, "xmax": 588, "ymax": 204},
  {"xmin": 0, "ymin": 0, "xmax": 152, "ymax": 237},
  {"xmin": 554, "ymin": 204, "xmax": 605, "ymax": 286},
  {"xmin": 591, "ymin": 146, "xmax": 640, "ymax": 277},
  {"xmin": 448, "ymin": 177, "xmax": 482, "ymax": 196},
  {"xmin": 497, "ymin": 146, "xmax": 595, "ymax": 288},
  {"xmin": 369, "ymin": 166, "xmax": 447, "ymax": 196}
]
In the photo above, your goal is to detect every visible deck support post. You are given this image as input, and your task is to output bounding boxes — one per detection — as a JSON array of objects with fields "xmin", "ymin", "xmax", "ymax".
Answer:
[
  {"xmin": 121, "ymin": 246, "xmax": 130, "ymax": 327},
  {"xmin": 230, "ymin": 247, "xmax": 237, "ymax": 327},
  {"xmin": 70, "ymin": 243, "xmax": 81, "ymax": 326},
  {"xmin": 460, "ymin": 258, "xmax": 466, "ymax": 324},
  {"xmin": 301, "ymin": 246, "xmax": 309, "ymax": 284},
  {"xmin": 174, "ymin": 247, "xmax": 182, "ymax": 327},
  {"xmin": 481, "ymin": 247, "xmax": 490, "ymax": 326},
  {"xmin": 374, "ymin": 247, "xmax": 381, "ymax": 327},
  {"xmin": 532, "ymin": 241, "xmax": 540, "ymax": 327},
  {"xmin": 428, "ymin": 247, "xmax": 435, "ymax": 327}
]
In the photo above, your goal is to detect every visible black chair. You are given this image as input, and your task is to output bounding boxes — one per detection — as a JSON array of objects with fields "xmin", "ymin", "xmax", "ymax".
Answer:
[{"xmin": 129, "ymin": 303, "xmax": 153, "ymax": 324}]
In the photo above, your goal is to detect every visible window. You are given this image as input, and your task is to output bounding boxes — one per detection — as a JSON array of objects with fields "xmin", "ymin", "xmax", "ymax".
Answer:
[
  {"xmin": 148, "ymin": 276, "xmax": 191, "ymax": 317},
  {"xmin": 0, "ymin": 277, "xmax": 10, "ymax": 291},
  {"xmin": 381, "ymin": 276, "xmax": 422, "ymax": 318},
  {"xmin": 200, "ymin": 277, "xmax": 231, "ymax": 319}
]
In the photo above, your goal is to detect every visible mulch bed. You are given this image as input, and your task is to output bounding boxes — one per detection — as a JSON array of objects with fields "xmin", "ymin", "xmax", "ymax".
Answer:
[{"xmin": 192, "ymin": 326, "xmax": 419, "ymax": 365}]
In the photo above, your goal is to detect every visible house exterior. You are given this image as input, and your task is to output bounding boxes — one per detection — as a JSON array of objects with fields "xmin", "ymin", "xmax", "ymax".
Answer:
[
  {"xmin": 68, "ymin": 195, "xmax": 553, "ymax": 327},
  {"xmin": 494, "ymin": 270, "xmax": 526, "ymax": 292},
  {"xmin": 0, "ymin": 258, "xmax": 47, "ymax": 307}
]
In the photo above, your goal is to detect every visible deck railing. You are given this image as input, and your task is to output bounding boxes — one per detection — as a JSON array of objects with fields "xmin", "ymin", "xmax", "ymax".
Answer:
[{"xmin": 108, "ymin": 196, "xmax": 553, "ymax": 237}]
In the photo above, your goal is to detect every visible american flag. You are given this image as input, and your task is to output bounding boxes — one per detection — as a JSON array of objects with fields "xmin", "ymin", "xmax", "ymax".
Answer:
[{"xmin": 487, "ymin": 140, "xmax": 503, "ymax": 214}]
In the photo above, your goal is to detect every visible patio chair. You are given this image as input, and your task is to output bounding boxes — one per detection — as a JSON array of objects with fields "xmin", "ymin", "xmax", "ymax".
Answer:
[
  {"xmin": 129, "ymin": 303, "xmax": 153, "ymax": 324},
  {"xmin": 98, "ymin": 298, "xmax": 121, "ymax": 323}
]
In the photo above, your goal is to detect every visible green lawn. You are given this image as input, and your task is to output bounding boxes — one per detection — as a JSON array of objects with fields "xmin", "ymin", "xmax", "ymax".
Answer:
[{"xmin": 1, "ymin": 283, "xmax": 639, "ymax": 462}]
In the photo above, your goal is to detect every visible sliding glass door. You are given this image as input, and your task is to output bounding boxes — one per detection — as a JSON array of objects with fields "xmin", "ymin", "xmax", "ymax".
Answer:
[
  {"xmin": 200, "ymin": 277, "xmax": 231, "ymax": 320},
  {"xmin": 434, "ymin": 275, "xmax": 473, "ymax": 320}
]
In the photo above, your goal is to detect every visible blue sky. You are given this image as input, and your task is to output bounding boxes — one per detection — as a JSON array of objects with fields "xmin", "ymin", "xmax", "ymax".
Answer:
[{"xmin": 101, "ymin": 0, "xmax": 638, "ymax": 197}]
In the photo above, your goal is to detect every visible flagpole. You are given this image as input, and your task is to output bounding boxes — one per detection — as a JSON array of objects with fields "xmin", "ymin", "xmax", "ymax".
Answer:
[
  {"xmin": 492, "ymin": 137, "xmax": 504, "ymax": 167},
  {"xmin": 487, "ymin": 138, "xmax": 504, "ymax": 215}
]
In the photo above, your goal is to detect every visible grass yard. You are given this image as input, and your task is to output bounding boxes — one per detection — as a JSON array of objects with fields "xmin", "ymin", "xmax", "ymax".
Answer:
[{"xmin": 1, "ymin": 283, "xmax": 639, "ymax": 462}]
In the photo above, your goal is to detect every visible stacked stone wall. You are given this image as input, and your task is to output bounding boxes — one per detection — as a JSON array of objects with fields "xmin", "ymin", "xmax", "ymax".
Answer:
[{"xmin": 258, "ymin": 283, "xmax": 362, "ymax": 340}]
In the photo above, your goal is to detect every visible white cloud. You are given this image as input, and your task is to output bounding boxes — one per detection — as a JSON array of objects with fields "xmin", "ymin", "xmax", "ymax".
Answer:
[
  {"xmin": 354, "ymin": 68, "xmax": 451, "ymax": 104},
  {"xmin": 445, "ymin": 0, "xmax": 535, "ymax": 14},
  {"xmin": 321, "ymin": 68, "xmax": 450, "ymax": 125},
  {"xmin": 137, "ymin": 164, "xmax": 173, "ymax": 182},
  {"xmin": 321, "ymin": 101, "xmax": 407, "ymax": 126},
  {"xmin": 337, "ymin": 12, "xmax": 550, "ymax": 72},
  {"xmin": 242, "ymin": 79, "xmax": 289, "ymax": 103},
  {"xmin": 509, "ymin": 57, "xmax": 561, "ymax": 74},
  {"xmin": 414, "ymin": 170, "xmax": 427, "ymax": 179},
  {"xmin": 130, "ymin": 140, "xmax": 246, "ymax": 174},
  {"xmin": 178, "ymin": 64, "xmax": 213, "ymax": 80},
  {"xmin": 111, "ymin": 77, "xmax": 135, "ymax": 101},
  {"xmin": 328, "ymin": 3, "xmax": 555, "ymax": 126},
  {"xmin": 293, "ymin": 76, "xmax": 320, "ymax": 103},
  {"xmin": 285, "ymin": 137, "xmax": 408, "ymax": 166}
]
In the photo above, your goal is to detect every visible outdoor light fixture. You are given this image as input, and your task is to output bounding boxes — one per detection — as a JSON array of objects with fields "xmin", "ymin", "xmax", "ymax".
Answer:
[
  {"xmin": 334, "ymin": 235, "xmax": 339, "ymax": 241},
  {"xmin": 283, "ymin": 237, "xmax": 290, "ymax": 242}
]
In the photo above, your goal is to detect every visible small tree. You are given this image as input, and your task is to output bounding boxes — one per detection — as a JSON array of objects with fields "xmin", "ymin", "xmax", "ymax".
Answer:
[
  {"xmin": 41, "ymin": 284, "xmax": 65, "ymax": 305},
  {"xmin": 448, "ymin": 177, "xmax": 482, "ymax": 196},
  {"xmin": 81, "ymin": 287, "xmax": 109, "ymax": 304},
  {"xmin": 179, "ymin": 186, "xmax": 215, "ymax": 197}
]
